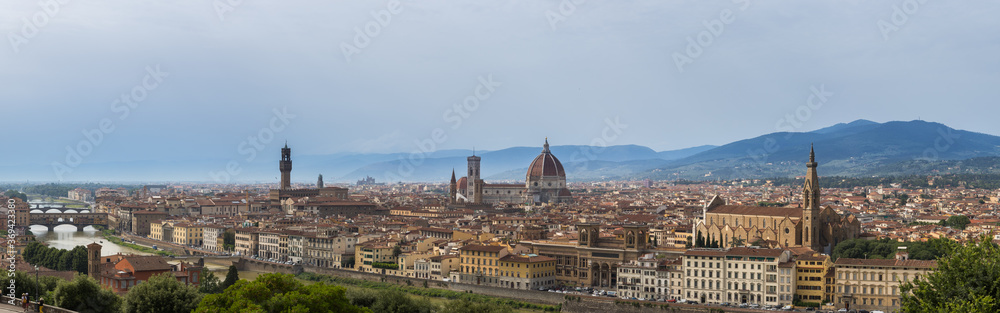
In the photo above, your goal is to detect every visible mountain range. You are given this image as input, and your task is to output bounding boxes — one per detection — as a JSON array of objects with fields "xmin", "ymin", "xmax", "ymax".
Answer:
[{"xmin": 7, "ymin": 120, "xmax": 1000, "ymax": 183}]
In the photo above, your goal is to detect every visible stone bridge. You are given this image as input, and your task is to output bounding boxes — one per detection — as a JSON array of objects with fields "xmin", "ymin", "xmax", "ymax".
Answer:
[{"xmin": 29, "ymin": 212, "xmax": 108, "ymax": 231}]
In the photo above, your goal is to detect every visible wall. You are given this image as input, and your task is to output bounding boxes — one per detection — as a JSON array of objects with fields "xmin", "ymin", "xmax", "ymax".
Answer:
[
  {"xmin": 562, "ymin": 297, "xmax": 777, "ymax": 313},
  {"xmin": 1, "ymin": 295, "xmax": 77, "ymax": 313},
  {"xmin": 234, "ymin": 258, "xmax": 303, "ymax": 275}
]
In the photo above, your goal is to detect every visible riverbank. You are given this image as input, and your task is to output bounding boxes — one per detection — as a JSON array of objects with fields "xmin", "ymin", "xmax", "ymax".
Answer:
[{"xmin": 96, "ymin": 228, "xmax": 174, "ymax": 256}]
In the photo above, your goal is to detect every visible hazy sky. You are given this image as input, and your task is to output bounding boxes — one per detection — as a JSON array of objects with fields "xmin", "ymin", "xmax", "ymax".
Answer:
[{"xmin": 2, "ymin": 1, "xmax": 999, "ymax": 175}]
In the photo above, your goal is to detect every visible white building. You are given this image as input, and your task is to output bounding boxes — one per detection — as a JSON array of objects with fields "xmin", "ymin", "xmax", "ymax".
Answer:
[{"xmin": 682, "ymin": 247, "xmax": 795, "ymax": 307}]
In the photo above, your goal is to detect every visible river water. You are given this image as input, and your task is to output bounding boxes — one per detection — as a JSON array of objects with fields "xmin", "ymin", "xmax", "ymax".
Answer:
[{"xmin": 30, "ymin": 225, "xmax": 149, "ymax": 256}]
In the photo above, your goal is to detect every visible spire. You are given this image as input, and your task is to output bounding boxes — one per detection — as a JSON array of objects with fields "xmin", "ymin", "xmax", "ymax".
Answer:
[
  {"xmin": 810, "ymin": 143, "xmax": 815, "ymax": 163},
  {"xmin": 284, "ymin": 141, "xmax": 288, "ymax": 149},
  {"xmin": 543, "ymin": 137, "xmax": 550, "ymax": 153},
  {"xmin": 450, "ymin": 169, "xmax": 456, "ymax": 183}
]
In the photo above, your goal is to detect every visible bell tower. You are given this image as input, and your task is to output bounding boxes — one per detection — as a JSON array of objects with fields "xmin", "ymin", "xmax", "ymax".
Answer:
[
  {"xmin": 280, "ymin": 142, "xmax": 292, "ymax": 190},
  {"xmin": 802, "ymin": 144, "xmax": 820, "ymax": 249},
  {"xmin": 87, "ymin": 242, "xmax": 102, "ymax": 280},
  {"xmin": 466, "ymin": 152, "xmax": 481, "ymax": 199}
]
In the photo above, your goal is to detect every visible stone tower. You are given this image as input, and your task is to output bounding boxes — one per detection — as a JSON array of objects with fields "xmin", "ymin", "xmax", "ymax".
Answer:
[
  {"xmin": 280, "ymin": 143, "xmax": 292, "ymax": 190},
  {"xmin": 317, "ymin": 174, "xmax": 324, "ymax": 189},
  {"xmin": 87, "ymin": 242, "xmax": 101, "ymax": 280},
  {"xmin": 802, "ymin": 144, "xmax": 820, "ymax": 249},
  {"xmin": 577, "ymin": 223, "xmax": 600, "ymax": 247},
  {"xmin": 466, "ymin": 153, "xmax": 481, "ymax": 200},
  {"xmin": 449, "ymin": 169, "xmax": 457, "ymax": 204}
]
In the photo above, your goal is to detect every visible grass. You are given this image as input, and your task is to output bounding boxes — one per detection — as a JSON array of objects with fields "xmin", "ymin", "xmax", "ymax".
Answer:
[
  {"xmin": 296, "ymin": 272, "xmax": 561, "ymax": 312},
  {"xmin": 215, "ymin": 269, "xmax": 553, "ymax": 313},
  {"xmin": 96, "ymin": 227, "xmax": 176, "ymax": 256}
]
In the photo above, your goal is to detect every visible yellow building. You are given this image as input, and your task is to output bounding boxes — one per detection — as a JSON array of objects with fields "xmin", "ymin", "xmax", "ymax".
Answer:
[
  {"xmin": 172, "ymin": 223, "xmax": 203, "ymax": 246},
  {"xmin": 355, "ymin": 240, "xmax": 399, "ymax": 274},
  {"xmin": 795, "ymin": 253, "xmax": 832, "ymax": 304},
  {"xmin": 497, "ymin": 254, "xmax": 557, "ymax": 290},
  {"xmin": 458, "ymin": 244, "xmax": 509, "ymax": 285},
  {"xmin": 150, "ymin": 221, "xmax": 174, "ymax": 242}
]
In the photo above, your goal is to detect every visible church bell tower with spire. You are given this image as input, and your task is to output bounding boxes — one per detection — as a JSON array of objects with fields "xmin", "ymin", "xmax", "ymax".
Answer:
[{"xmin": 802, "ymin": 144, "xmax": 820, "ymax": 249}]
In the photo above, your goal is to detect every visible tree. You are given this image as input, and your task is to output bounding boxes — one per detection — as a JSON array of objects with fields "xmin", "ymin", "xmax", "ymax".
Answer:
[
  {"xmin": 940, "ymin": 215, "xmax": 971, "ymax": 230},
  {"xmin": 198, "ymin": 268, "xmax": 222, "ymax": 294},
  {"xmin": 369, "ymin": 290, "xmax": 435, "ymax": 313},
  {"xmin": 900, "ymin": 236, "xmax": 997, "ymax": 312},
  {"xmin": 221, "ymin": 265, "xmax": 239, "ymax": 290},
  {"xmin": 51, "ymin": 274, "xmax": 122, "ymax": 313},
  {"xmin": 123, "ymin": 273, "xmax": 202, "ymax": 313},
  {"xmin": 438, "ymin": 299, "xmax": 514, "ymax": 313},
  {"xmin": 392, "ymin": 245, "xmax": 403, "ymax": 258},
  {"xmin": 195, "ymin": 273, "xmax": 369, "ymax": 313},
  {"xmin": 223, "ymin": 231, "xmax": 235, "ymax": 251},
  {"xmin": 4, "ymin": 190, "xmax": 27, "ymax": 202}
]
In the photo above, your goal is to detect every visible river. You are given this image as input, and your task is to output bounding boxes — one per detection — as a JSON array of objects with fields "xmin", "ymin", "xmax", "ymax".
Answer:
[{"xmin": 31, "ymin": 225, "xmax": 150, "ymax": 256}]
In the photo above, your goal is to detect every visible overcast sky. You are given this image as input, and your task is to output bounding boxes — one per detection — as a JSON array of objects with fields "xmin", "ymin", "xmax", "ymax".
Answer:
[{"xmin": 2, "ymin": 1, "xmax": 999, "ymax": 175}]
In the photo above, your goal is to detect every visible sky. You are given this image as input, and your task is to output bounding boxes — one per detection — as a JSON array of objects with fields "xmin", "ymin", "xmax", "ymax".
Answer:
[{"xmin": 2, "ymin": 0, "xmax": 999, "ymax": 182}]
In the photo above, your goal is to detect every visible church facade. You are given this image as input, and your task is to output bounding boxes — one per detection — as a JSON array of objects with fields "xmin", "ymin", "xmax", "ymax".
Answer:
[
  {"xmin": 695, "ymin": 146, "xmax": 861, "ymax": 253},
  {"xmin": 450, "ymin": 139, "xmax": 572, "ymax": 205}
]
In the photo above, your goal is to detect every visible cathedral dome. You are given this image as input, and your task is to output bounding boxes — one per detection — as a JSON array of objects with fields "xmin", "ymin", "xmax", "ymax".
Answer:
[{"xmin": 526, "ymin": 139, "xmax": 566, "ymax": 179}]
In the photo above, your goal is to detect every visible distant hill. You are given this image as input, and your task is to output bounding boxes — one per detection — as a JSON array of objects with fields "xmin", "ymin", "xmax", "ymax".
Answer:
[{"xmin": 645, "ymin": 120, "xmax": 1000, "ymax": 180}]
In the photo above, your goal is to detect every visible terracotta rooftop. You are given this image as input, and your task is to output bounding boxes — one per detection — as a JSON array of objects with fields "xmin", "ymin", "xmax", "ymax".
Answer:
[
  {"xmin": 835, "ymin": 258, "xmax": 936, "ymax": 268},
  {"xmin": 708, "ymin": 205, "xmax": 803, "ymax": 218}
]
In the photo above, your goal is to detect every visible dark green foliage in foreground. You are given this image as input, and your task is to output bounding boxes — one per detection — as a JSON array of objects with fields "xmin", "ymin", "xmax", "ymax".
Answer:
[
  {"xmin": 296, "ymin": 272, "xmax": 561, "ymax": 312},
  {"xmin": 901, "ymin": 236, "xmax": 1000, "ymax": 312},
  {"xmin": 51, "ymin": 274, "xmax": 122, "ymax": 313},
  {"xmin": 196, "ymin": 273, "xmax": 369, "ymax": 313}
]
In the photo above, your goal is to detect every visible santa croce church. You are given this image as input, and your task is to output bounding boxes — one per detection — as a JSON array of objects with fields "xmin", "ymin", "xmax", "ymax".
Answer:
[{"xmin": 695, "ymin": 146, "xmax": 861, "ymax": 253}]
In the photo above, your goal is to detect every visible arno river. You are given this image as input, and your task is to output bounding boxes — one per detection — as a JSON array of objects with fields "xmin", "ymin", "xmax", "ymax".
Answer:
[{"xmin": 30, "ymin": 225, "xmax": 149, "ymax": 256}]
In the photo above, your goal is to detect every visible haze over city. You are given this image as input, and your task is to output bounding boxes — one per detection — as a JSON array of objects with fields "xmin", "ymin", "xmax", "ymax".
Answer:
[{"xmin": 3, "ymin": 1, "xmax": 1000, "ymax": 182}]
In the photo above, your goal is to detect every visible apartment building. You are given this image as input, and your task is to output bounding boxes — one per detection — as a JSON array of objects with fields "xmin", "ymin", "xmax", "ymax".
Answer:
[
  {"xmin": 795, "ymin": 253, "xmax": 833, "ymax": 304},
  {"xmin": 172, "ymin": 223, "xmax": 203, "ymax": 246},
  {"xmin": 683, "ymin": 247, "xmax": 795, "ymax": 307},
  {"xmin": 259, "ymin": 230, "xmax": 289, "ymax": 262},
  {"xmin": 834, "ymin": 251, "xmax": 936, "ymax": 312},
  {"xmin": 457, "ymin": 244, "xmax": 509, "ymax": 285},
  {"xmin": 234, "ymin": 228, "xmax": 259, "ymax": 257},
  {"xmin": 617, "ymin": 254, "xmax": 662, "ymax": 300},
  {"xmin": 497, "ymin": 254, "xmax": 556, "ymax": 290}
]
